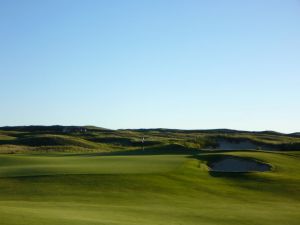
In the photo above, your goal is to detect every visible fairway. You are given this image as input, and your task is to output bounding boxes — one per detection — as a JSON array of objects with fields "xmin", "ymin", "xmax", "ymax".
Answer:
[
  {"xmin": 0, "ymin": 151, "xmax": 299, "ymax": 225},
  {"xmin": 0, "ymin": 154, "xmax": 186, "ymax": 177}
]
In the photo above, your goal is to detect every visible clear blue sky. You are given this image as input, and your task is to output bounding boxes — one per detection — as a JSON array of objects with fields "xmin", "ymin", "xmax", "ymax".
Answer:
[{"xmin": 0, "ymin": 0, "xmax": 299, "ymax": 133}]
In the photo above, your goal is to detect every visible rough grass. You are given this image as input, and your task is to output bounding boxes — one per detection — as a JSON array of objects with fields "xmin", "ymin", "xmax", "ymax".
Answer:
[
  {"xmin": 0, "ymin": 151, "xmax": 299, "ymax": 225},
  {"xmin": 16, "ymin": 135, "xmax": 100, "ymax": 148},
  {"xmin": 1, "ymin": 126, "xmax": 300, "ymax": 153}
]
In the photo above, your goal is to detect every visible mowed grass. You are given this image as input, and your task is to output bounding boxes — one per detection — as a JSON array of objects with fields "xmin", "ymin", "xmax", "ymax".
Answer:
[
  {"xmin": 0, "ymin": 154, "xmax": 185, "ymax": 177},
  {"xmin": 0, "ymin": 151, "xmax": 299, "ymax": 225}
]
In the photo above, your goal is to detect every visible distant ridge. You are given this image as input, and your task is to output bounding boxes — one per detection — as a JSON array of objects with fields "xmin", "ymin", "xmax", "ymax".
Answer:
[
  {"xmin": 0, "ymin": 125, "xmax": 300, "ymax": 153},
  {"xmin": 0, "ymin": 125, "xmax": 111, "ymax": 133},
  {"xmin": 290, "ymin": 132, "xmax": 300, "ymax": 137},
  {"xmin": 123, "ymin": 128, "xmax": 289, "ymax": 136},
  {"xmin": 0, "ymin": 126, "xmax": 296, "ymax": 136}
]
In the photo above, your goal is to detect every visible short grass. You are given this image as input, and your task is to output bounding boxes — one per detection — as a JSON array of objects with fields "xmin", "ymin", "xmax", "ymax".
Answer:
[
  {"xmin": 0, "ymin": 151, "xmax": 299, "ymax": 225},
  {"xmin": 0, "ymin": 154, "xmax": 185, "ymax": 177}
]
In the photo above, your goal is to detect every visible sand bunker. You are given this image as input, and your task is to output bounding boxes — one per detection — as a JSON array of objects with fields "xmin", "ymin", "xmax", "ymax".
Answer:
[{"xmin": 209, "ymin": 157, "xmax": 271, "ymax": 172}]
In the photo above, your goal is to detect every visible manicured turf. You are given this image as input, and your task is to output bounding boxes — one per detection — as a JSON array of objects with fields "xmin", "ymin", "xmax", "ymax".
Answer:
[
  {"xmin": 0, "ymin": 151, "xmax": 299, "ymax": 225},
  {"xmin": 0, "ymin": 154, "xmax": 185, "ymax": 177}
]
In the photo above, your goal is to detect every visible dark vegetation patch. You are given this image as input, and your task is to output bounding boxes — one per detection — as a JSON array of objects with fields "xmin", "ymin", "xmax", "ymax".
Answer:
[{"xmin": 89, "ymin": 136, "xmax": 161, "ymax": 147}]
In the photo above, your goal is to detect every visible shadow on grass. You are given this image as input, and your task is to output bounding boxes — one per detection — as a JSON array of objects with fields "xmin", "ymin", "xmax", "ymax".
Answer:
[
  {"xmin": 20, "ymin": 144, "xmax": 203, "ymax": 157},
  {"xmin": 81, "ymin": 145, "xmax": 202, "ymax": 157}
]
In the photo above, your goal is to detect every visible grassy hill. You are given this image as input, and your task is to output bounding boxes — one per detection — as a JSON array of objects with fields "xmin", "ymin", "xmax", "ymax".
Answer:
[
  {"xmin": 0, "ymin": 126, "xmax": 299, "ymax": 224},
  {"xmin": 0, "ymin": 126, "xmax": 299, "ymax": 153},
  {"xmin": 0, "ymin": 151, "xmax": 299, "ymax": 225}
]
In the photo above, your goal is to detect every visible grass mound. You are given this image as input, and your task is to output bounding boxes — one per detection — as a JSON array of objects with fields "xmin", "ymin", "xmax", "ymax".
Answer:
[{"xmin": 17, "ymin": 135, "xmax": 99, "ymax": 149}]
